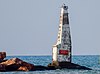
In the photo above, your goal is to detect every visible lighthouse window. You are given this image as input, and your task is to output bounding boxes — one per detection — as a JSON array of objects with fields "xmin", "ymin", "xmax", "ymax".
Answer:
[
  {"xmin": 58, "ymin": 36, "xmax": 60, "ymax": 38},
  {"xmin": 59, "ymin": 26, "xmax": 61, "ymax": 28}
]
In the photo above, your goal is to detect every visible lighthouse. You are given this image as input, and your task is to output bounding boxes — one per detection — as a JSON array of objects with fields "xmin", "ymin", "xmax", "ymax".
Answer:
[
  {"xmin": 48, "ymin": 4, "xmax": 91, "ymax": 70},
  {"xmin": 52, "ymin": 4, "xmax": 72, "ymax": 63}
]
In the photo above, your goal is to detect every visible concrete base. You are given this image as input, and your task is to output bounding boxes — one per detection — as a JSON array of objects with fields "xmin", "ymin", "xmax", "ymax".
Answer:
[{"xmin": 48, "ymin": 61, "xmax": 92, "ymax": 70}]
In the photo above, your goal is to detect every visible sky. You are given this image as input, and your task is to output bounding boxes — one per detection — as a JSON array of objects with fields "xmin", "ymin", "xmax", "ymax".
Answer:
[{"xmin": 0, "ymin": 0, "xmax": 100, "ymax": 56}]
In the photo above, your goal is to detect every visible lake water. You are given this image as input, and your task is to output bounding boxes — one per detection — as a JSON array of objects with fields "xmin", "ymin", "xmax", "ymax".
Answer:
[{"xmin": 1, "ymin": 55, "xmax": 100, "ymax": 74}]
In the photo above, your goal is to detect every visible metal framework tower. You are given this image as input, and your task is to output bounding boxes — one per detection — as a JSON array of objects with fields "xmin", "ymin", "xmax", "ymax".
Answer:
[{"xmin": 52, "ymin": 4, "xmax": 72, "ymax": 63}]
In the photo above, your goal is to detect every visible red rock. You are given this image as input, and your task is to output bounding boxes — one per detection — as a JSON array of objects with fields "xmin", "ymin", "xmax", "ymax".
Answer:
[
  {"xmin": 1, "ymin": 58, "xmax": 34, "ymax": 71},
  {"xmin": 19, "ymin": 61, "xmax": 34, "ymax": 71},
  {"xmin": 18, "ymin": 66, "xmax": 28, "ymax": 71}
]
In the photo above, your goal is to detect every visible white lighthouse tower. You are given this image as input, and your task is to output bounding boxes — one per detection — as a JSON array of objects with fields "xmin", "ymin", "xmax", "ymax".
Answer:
[{"xmin": 52, "ymin": 4, "xmax": 72, "ymax": 63}]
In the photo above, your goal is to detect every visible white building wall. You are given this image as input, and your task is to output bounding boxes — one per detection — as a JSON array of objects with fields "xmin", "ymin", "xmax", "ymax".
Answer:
[{"xmin": 52, "ymin": 45, "xmax": 58, "ymax": 62}]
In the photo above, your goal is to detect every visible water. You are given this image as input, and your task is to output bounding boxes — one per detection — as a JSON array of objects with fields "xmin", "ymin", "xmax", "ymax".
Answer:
[{"xmin": 1, "ymin": 55, "xmax": 100, "ymax": 74}]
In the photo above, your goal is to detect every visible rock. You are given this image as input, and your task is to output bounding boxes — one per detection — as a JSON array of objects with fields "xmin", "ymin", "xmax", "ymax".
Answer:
[
  {"xmin": 0, "ymin": 52, "xmax": 6, "ymax": 62},
  {"xmin": 1, "ymin": 58, "xmax": 34, "ymax": 71},
  {"xmin": 0, "ymin": 54, "xmax": 92, "ymax": 71},
  {"xmin": 1, "ymin": 58, "xmax": 22, "ymax": 66},
  {"xmin": 5, "ymin": 64, "xmax": 20, "ymax": 71},
  {"xmin": 58, "ymin": 62, "xmax": 92, "ymax": 70},
  {"xmin": 17, "ymin": 59, "xmax": 34, "ymax": 71},
  {"xmin": 0, "ymin": 64, "xmax": 6, "ymax": 71},
  {"xmin": 47, "ymin": 61, "xmax": 61, "ymax": 69},
  {"xmin": 34, "ymin": 65, "xmax": 48, "ymax": 71},
  {"xmin": 18, "ymin": 66, "xmax": 28, "ymax": 71},
  {"xmin": 48, "ymin": 61, "xmax": 92, "ymax": 70}
]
